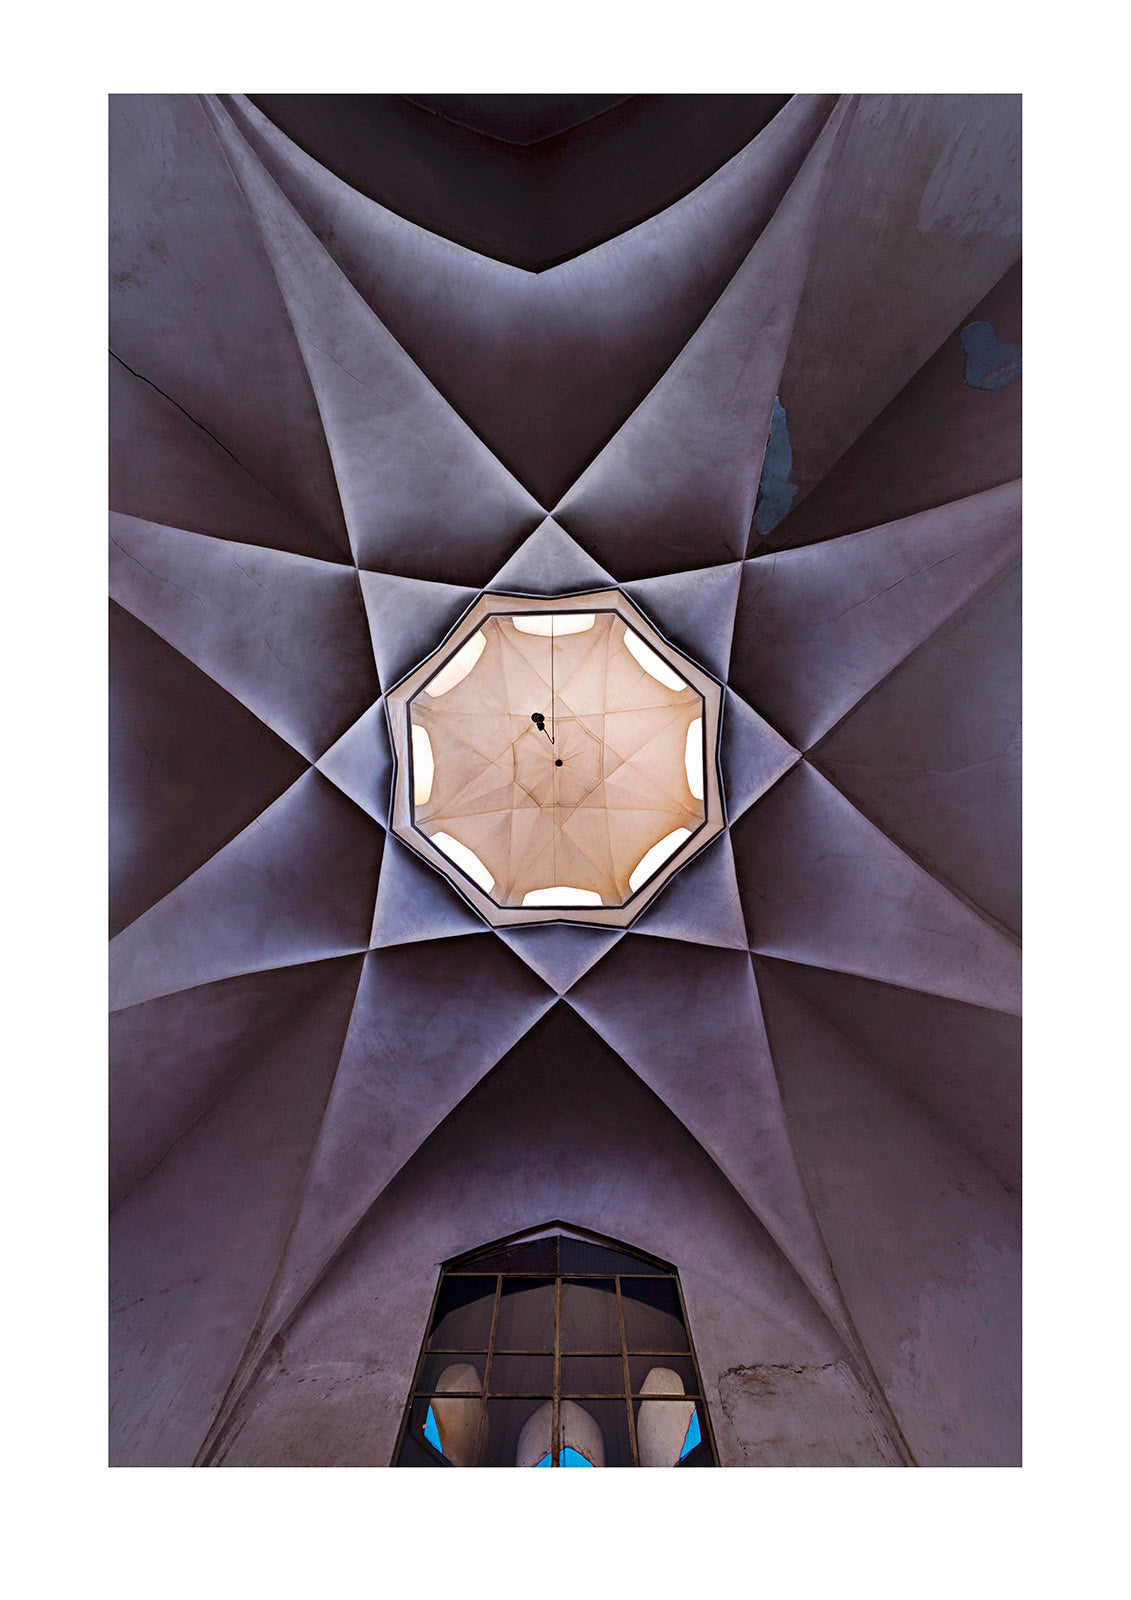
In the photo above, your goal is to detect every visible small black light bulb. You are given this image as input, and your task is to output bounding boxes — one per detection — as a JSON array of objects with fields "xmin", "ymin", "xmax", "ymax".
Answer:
[
  {"xmin": 531, "ymin": 712, "xmax": 545, "ymax": 726},
  {"xmin": 555, "ymin": 758, "xmax": 563, "ymax": 767}
]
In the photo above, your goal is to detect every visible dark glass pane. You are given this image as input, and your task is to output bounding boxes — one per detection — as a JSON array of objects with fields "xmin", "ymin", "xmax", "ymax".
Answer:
[
  {"xmin": 560, "ymin": 1355, "xmax": 625, "ymax": 1396},
  {"xmin": 488, "ymin": 1353, "xmax": 554, "ymax": 1394},
  {"xmin": 427, "ymin": 1276, "xmax": 496, "ymax": 1350},
  {"xmin": 559, "ymin": 1237, "xmax": 666, "ymax": 1276},
  {"xmin": 417, "ymin": 1353, "xmax": 485, "ymax": 1394},
  {"xmin": 620, "ymin": 1277, "xmax": 689, "ymax": 1352},
  {"xmin": 565, "ymin": 1397, "xmax": 632, "ymax": 1467},
  {"xmin": 481, "ymin": 1396, "xmax": 552, "ymax": 1467},
  {"xmin": 493, "ymin": 1278, "xmax": 556, "ymax": 1351},
  {"xmin": 634, "ymin": 1396, "xmax": 712, "ymax": 1466},
  {"xmin": 629, "ymin": 1355, "xmax": 698, "ymax": 1395},
  {"xmin": 560, "ymin": 1279, "xmax": 620, "ymax": 1352},
  {"xmin": 397, "ymin": 1426, "xmax": 448, "ymax": 1467},
  {"xmin": 451, "ymin": 1236, "xmax": 559, "ymax": 1275}
]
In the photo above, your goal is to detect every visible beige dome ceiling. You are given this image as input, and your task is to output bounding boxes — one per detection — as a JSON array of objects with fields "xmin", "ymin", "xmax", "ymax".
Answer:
[{"xmin": 388, "ymin": 590, "xmax": 723, "ymax": 925}]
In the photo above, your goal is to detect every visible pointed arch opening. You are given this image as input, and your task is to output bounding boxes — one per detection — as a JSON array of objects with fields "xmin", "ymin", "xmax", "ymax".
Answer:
[{"xmin": 394, "ymin": 1224, "xmax": 716, "ymax": 1466}]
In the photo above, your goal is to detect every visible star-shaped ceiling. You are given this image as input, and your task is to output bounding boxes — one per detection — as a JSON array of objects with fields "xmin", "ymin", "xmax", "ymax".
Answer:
[{"xmin": 109, "ymin": 92, "xmax": 1021, "ymax": 1467}]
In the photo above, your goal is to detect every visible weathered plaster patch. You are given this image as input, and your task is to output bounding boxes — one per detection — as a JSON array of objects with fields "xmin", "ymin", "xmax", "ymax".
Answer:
[
  {"xmin": 961, "ymin": 321, "xmax": 1022, "ymax": 390},
  {"xmin": 753, "ymin": 397, "xmax": 799, "ymax": 535},
  {"xmin": 716, "ymin": 1359, "xmax": 903, "ymax": 1466}
]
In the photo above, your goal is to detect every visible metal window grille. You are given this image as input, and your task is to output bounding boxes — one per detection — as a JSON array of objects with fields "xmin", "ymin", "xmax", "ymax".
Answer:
[{"xmin": 393, "ymin": 1226, "xmax": 717, "ymax": 1467}]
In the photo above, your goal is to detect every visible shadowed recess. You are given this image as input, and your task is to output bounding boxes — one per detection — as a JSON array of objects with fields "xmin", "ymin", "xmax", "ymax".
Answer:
[
  {"xmin": 730, "ymin": 481, "xmax": 1020, "ymax": 750},
  {"xmin": 110, "ymin": 94, "xmax": 352, "ymax": 557},
  {"xmin": 109, "ymin": 951, "xmax": 364, "ymax": 1467},
  {"xmin": 110, "ymin": 955, "xmax": 365, "ymax": 1210},
  {"xmin": 110, "ymin": 601, "xmax": 307, "ymax": 936},
  {"xmin": 204, "ymin": 94, "xmax": 547, "ymax": 579},
  {"xmin": 316, "ymin": 700, "xmax": 394, "ymax": 826},
  {"xmin": 554, "ymin": 98, "xmax": 854, "ymax": 578},
  {"xmin": 109, "ymin": 514, "xmax": 378, "ymax": 762},
  {"xmin": 244, "ymin": 939, "xmax": 558, "ymax": 1359},
  {"xmin": 773, "ymin": 94, "xmax": 1020, "ymax": 508},
  {"xmin": 405, "ymin": 96, "xmax": 631, "ymax": 144},
  {"xmin": 109, "ymin": 355, "xmax": 349, "ymax": 564},
  {"xmin": 764, "ymin": 261, "xmax": 1022, "ymax": 551},
  {"xmin": 811, "ymin": 563, "xmax": 1021, "ymax": 935},
  {"xmin": 754, "ymin": 961, "xmax": 1020, "ymax": 1467},
  {"xmin": 754, "ymin": 956, "xmax": 1020, "ymax": 1191},
  {"xmin": 109, "ymin": 772, "xmax": 383, "ymax": 1011},
  {"xmin": 733, "ymin": 763, "xmax": 1020, "ymax": 1014},
  {"xmin": 224, "ymin": 94, "xmax": 831, "ymax": 514},
  {"xmin": 251, "ymin": 93, "xmax": 791, "ymax": 271},
  {"xmin": 566, "ymin": 937, "xmax": 851, "ymax": 1339}
]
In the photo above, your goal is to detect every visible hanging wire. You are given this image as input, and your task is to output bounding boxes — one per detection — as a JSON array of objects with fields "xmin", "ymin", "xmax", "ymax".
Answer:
[{"xmin": 530, "ymin": 617, "xmax": 557, "ymax": 745}]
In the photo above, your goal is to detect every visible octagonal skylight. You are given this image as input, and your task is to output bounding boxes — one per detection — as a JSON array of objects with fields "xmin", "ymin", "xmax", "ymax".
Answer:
[{"xmin": 386, "ymin": 591, "xmax": 724, "ymax": 927}]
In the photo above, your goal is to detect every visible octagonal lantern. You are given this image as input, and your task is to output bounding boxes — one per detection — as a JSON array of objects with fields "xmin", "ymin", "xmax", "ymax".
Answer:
[{"xmin": 386, "ymin": 590, "xmax": 724, "ymax": 927}]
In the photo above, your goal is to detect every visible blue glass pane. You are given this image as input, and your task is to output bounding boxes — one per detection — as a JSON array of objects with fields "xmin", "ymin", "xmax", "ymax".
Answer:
[
  {"xmin": 535, "ymin": 1453, "xmax": 551, "ymax": 1468},
  {"xmin": 679, "ymin": 1410, "xmax": 701, "ymax": 1460},
  {"xmin": 423, "ymin": 1404, "xmax": 442, "ymax": 1453},
  {"xmin": 561, "ymin": 1447, "xmax": 596, "ymax": 1467}
]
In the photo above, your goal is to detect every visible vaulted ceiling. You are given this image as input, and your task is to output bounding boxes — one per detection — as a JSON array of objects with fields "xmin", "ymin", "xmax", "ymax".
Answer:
[{"xmin": 109, "ymin": 93, "xmax": 1021, "ymax": 1467}]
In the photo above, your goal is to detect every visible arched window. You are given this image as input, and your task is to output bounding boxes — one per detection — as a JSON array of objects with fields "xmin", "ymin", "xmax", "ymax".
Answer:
[{"xmin": 394, "ymin": 1227, "xmax": 716, "ymax": 1466}]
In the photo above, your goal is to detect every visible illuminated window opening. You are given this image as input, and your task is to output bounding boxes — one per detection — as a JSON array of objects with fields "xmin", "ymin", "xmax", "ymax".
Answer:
[
  {"xmin": 511, "ymin": 613, "xmax": 596, "ymax": 637},
  {"xmin": 423, "ymin": 631, "xmax": 485, "ymax": 697},
  {"xmin": 430, "ymin": 831, "xmax": 495, "ymax": 893},
  {"xmin": 622, "ymin": 626, "xmax": 690, "ymax": 692},
  {"xmin": 684, "ymin": 718, "xmax": 704, "ymax": 802},
  {"xmin": 521, "ymin": 886, "xmax": 603, "ymax": 908},
  {"xmin": 629, "ymin": 828, "xmax": 692, "ymax": 893},
  {"xmin": 411, "ymin": 724, "xmax": 435, "ymax": 804}
]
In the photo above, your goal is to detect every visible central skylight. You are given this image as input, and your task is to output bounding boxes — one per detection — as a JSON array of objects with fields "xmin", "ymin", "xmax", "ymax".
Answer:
[{"xmin": 387, "ymin": 591, "xmax": 724, "ymax": 927}]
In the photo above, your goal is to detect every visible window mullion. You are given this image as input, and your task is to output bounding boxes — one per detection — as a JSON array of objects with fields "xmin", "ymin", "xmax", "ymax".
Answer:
[
  {"xmin": 673, "ymin": 1271, "xmax": 716, "ymax": 1465},
  {"xmin": 474, "ymin": 1274, "xmax": 502, "ymax": 1468},
  {"xmin": 552, "ymin": 1274, "xmax": 562, "ymax": 1466},
  {"xmin": 615, "ymin": 1276, "xmax": 638, "ymax": 1467}
]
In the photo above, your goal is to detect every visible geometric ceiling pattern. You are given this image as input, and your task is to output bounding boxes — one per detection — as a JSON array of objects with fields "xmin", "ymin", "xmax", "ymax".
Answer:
[
  {"xmin": 388, "ymin": 592, "xmax": 723, "ymax": 924},
  {"xmin": 110, "ymin": 92, "xmax": 1021, "ymax": 1467}
]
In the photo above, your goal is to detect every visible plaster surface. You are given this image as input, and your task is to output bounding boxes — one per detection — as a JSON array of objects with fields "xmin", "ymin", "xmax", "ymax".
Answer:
[
  {"xmin": 212, "ymin": 1007, "xmax": 901, "ymax": 1467},
  {"xmin": 108, "ymin": 92, "xmax": 1022, "ymax": 1469}
]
